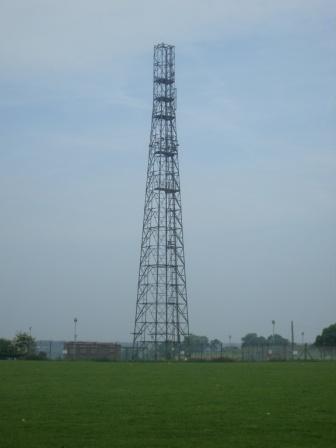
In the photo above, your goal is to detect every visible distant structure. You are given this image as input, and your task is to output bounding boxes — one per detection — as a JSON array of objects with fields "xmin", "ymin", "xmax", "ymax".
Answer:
[
  {"xmin": 64, "ymin": 341, "xmax": 120, "ymax": 361},
  {"xmin": 132, "ymin": 43, "xmax": 190, "ymax": 360},
  {"xmin": 36, "ymin": 340, "xmax": 65, "ymax": 359}
]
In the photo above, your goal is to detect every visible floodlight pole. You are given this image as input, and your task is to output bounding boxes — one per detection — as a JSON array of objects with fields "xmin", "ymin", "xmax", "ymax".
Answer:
[
  {"xmin": 28, "ymin": 326, "xmax": 32, "ymax": 355},
  {"xmin": 272, "ymin": 320, "xmax": 275, "ymax": 348},
  {"xmin": 291, "ymin": 321, "xmax": 295, "ymax": 359},
  {"xmin": 74, "ymin": 318, "xmax": 78, "ymax": 360}
]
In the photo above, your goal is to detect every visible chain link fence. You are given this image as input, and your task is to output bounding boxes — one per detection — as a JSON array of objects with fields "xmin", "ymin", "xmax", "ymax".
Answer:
[
  {"xmin": 31, "ymin": 341, "xmax": 336, "ymax": 362},
  {"xmin": 119, "ymin": 344, "xmax": 336, "ymax": 361},
  {"xmin": 186, "ymin": 345, "xmax": 336, "ymax": 362}
]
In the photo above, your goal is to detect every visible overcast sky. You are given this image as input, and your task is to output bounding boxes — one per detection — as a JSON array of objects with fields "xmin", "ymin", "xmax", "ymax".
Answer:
[{"xmin": 0, "ymin": 0, "xmax": 335, "ymax": 343}]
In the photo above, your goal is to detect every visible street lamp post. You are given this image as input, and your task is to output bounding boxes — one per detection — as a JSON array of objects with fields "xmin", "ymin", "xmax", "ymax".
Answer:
[
  {"xmin": 74, "ymin": 318, "xmax": 78, "ymax": 360},
  {"xmin": 28, "ymin": 326, "xmax": 32, "ymax": 355},
  {"xmin": 272, "ymin": 320, "xmax": 276, "ymax": 353},
  {"xmin": 301, "ymin": 331, "xmax": 304, "ymax": 345}
]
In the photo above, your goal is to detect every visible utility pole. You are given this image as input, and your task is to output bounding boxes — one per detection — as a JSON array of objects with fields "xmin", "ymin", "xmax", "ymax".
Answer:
[
  {"xmin": 132, "ymin": 44, "xmax": 190, "ymax": 360},
  {"xmin": 271, "ymin": 320, "xmax": 276, "ymax": 359},
  {"xmin": 28, "ymin": 326, "xmax": 32, "ymax": 355},
  {"xmin": 291, "ymin": 320, "xmax": 295, "ymax": 359},
  {"xmin": 74, "ymin": 318, "xmax": 78, "ymax": 360}
]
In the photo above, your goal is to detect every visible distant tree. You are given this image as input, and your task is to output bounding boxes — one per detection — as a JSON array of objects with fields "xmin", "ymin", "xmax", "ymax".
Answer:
[
  {"xmin": 0, "ymin": 338, "xmax": 13, "ymax": 359},
  {"xmin": 13, "ymin": 332, "xmax": 36, "ymax": 358},
  {"xmin": 183, "ymin": 334, "xmax": 209, "ymax": 353},
  {"xmin": 315, "ymin": 323, "xmax": 336, "ymax": 346},
  {"xmin": 209, "ymin": 339, "xmax": 222, "ymax": 352},
  {"xmin": 242, "ymin": 333, "xmax": 289, "ymax": 347},
  {"xmin": 241, "ymin": 333, "xmax": 267, "ymax": 347},
  {"xmin": 267, "ymin": 334, "xmax": 289, "ymax": 346}
]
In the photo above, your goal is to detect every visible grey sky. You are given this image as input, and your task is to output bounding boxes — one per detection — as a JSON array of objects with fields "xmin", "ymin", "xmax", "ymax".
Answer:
[{"xmin": 0, "ymin": 0, "xmax": 335, "ymax": 343}]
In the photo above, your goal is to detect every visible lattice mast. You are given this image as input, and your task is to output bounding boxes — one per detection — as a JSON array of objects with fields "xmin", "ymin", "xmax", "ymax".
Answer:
[{"xmin": 133, "ymin": 44, "xmax": 189, "ymax": 359}]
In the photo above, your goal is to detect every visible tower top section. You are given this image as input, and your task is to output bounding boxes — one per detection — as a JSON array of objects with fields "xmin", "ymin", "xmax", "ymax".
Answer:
[
  {"xmin": 153, "ymin": 44, "xmax": 175, "ymax": 86},
  {"xmin": 152, "ymin": 44, "xmax": 176, "ymax": 119},
  {"xmin": 155, "ymin": 42, "xmax": 174, "ymax": 49}
]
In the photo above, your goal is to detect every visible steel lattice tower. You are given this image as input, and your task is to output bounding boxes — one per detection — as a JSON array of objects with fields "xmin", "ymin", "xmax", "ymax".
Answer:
[{"xmin": 133, "ymin": 43, "xmax": 189, "ymax": 360}]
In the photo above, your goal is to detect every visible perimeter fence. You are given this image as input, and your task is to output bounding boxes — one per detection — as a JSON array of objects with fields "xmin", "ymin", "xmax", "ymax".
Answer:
[
  {"xmin": 120, "ymin": 344, "xmax": 336, "ymax": 362},
  {"xmin": 28, "ymin": 341, "xmax": 336, "ymax": 362}
]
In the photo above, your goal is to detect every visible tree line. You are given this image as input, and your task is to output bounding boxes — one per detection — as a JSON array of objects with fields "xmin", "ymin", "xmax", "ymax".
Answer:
[
  {"xmin": 184, "ymin": 322, "xmax": 336, "ymax": 351},
  {"xmin": 1, "ymin": 323, "xmax": 335, "ymax": 359},
  {"xmin": 0, "ymin": 332, "xmax": 45, "ymax": 360}
]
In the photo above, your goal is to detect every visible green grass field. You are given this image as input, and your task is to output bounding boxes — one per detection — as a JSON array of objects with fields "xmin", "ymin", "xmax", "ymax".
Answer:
[{"xmin": 0, "ymin": 361, "xmax": 335, "ymax": 448}]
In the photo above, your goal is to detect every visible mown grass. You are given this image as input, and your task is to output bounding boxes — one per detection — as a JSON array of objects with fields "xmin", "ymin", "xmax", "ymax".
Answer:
[{"xmin": 0, "ymin": 361, "xmax": 335, "ymax": 447}]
